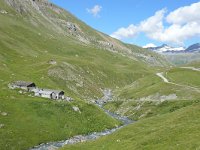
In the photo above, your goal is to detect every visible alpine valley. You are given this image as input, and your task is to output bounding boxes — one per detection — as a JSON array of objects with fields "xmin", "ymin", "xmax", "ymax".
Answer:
[{"xmin": 0, "ymin": 0, "xmax": 200, "ymax": 150}]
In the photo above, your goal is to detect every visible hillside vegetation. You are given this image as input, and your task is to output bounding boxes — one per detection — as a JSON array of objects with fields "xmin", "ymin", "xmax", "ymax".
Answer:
[
  {"xmin": 164, "ymin": 53, "xmax": 200, "ymax": 65},
  {"xmin": 0, "ymin": 0, "xmax": 166, "ymax": 100},
  {"xmin": 63, "ymin": 103, "xmax": 200, "ymax": 150},
  {"xmin": 103, "ymin": 70, "xmax": 200, "ymax": 120},
  {"xmin": 167, "ymin": 68, "xmax": 200, "ymax": 88},
  {"xmin": 0, "ymin": 0, "xmax": 167, "ymax": 149},
  {"xmin": 0, "ymin": 0, "xmax": 199, "ymax": 150},
  {"xmin": 0, "ymin": 95, "xmax": 120, "ymax": 149}
]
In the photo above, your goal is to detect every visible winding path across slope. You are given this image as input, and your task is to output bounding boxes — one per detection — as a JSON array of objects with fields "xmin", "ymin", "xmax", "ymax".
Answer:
[
  {"xmin": 180, "ymin": 67, "xmax": 200, "ymax": 72},
  {"xmin": 156, "ymin": 72, "xmax": 200, "ymax": 93},
  {"xmin": 156, "ymin": 73, "xmax": 169, "ymax": 83}
]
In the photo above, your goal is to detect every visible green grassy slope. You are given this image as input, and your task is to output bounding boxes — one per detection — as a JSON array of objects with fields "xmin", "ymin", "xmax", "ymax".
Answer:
[
  {"xmin": 163, "ymin": 53, "xmax": 200, "ymax": 65},
  {"xmin": 0, "ymin": 0, "xmax": 199, "ymax": 149},
  {"xmin": 186, "ymin": 61, "xmax": 200, "ymax": 67},
  {"xmin": 0, "ymin": 10, "xmax": 141, "ymax": 150},
  {"xmin": 114, "ymin": 74, "xmax": 199, "ymax": 100},
  {"xmin": 103, "ymin": 71, "xmax": 200, "ymax": 120},
  {"xmin": 0, "ymin": 12, "xmax": 125, "ymax": 150},
  {"xmin": 0, "ymin": 0, "xmax": 159, "ymax": 149},
  {"xmin": 0, "ymin": 1, "xmax": 156, "ymax": 99},
  {"xmin": 62, "ymin": 103, "xmax": 200, "ymax": 150},
  {"xmin": 167, "ymin": 68, "xmax": 200, "ymax": 88},
  {"xmin": 0, "ymin": 95, "xmax": 120, "ymax": 150}
]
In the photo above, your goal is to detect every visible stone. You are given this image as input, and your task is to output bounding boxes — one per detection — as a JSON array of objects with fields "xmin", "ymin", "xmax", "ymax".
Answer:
[
  {"xmin": 19, "ymin": 90, "xmax": 23, "ymax": 94},
  {"xmin": 1, "ymin": 112, "xmax": 8, "ymax": 116},
  {"xmin": 0, "ymin": 124, "xmax": 5, "ymax": 128},
  {"xmin": 48, "ymin": 60, "xmax": 57, "ymax": 65},
  {"xmin": 47, "ymin": 145, "xmax": 58, "ymax": 150},
  {"xmin": 0, "ymin": 10, "xmax": 8, "ymax": 14},
  {"xmin": 65, "ymin": 97, "xmax": 73, "ymax": 102},
  {"xmin": 72, "ymin": 106, "xmax": 81, "ymax": 113}
]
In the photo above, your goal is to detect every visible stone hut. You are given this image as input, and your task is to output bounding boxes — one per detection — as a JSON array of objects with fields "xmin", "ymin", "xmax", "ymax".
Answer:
[
  {"xmin": 9, "ymin": 81, "xmax": 36, "ymax": 91},
  {"xmin": 33, "ymin": 88, "xmax": 65, "ymax": 100}
]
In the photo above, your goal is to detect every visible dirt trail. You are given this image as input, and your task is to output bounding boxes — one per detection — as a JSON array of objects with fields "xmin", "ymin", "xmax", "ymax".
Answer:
[
  {"xmin": 180, "ymin": 67, "xmax": 200, "ymax": 72},
  {"xmin": 156, "ymin": 72, "xmax": 200, "ymax": 93}
]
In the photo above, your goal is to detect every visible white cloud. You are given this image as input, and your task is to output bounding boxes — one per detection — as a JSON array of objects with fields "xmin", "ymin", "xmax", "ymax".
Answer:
[
  {"xmin": 111, "ymin": 24, "xmax": 139, "ymax": 39},
  {"xmin": 143, "ymin": 43, "xmax": 157, "ymax": 48},
  {"xmin": 166, "ymin": 2, "xmax": 200, "ymax": 25},
  {"xmin": 87, "ymin": 5, "xmax": 102, "ymax": 17},
  {"xmin": 111, "ymin": 2, "xmax": 200, "ymax": 45},
  {"xmin": 140, "ymin": 9, "xmax": 166, "ymax": 34},
  {"xmin": 111, "ymin": 9, "xmax": 166, "ymax": 40},
  {"xmin": 152, "ymin": 22, "xmax": 200, "ymax": 45}
]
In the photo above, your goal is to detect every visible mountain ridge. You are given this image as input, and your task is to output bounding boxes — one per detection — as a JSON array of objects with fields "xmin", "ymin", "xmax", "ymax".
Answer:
[
  {"xmin": 185, "ymin": 43, "xmax": 200, "ymax": 53},
  {"xmin": 146, "ymin": 43, "xmax": 200, "ymax": 53}
]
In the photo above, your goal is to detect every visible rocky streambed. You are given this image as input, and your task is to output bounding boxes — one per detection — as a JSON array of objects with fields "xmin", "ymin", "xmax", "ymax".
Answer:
[{"xmin": 30, "ymin": 90, "xmax": 133, "ymax": 150}]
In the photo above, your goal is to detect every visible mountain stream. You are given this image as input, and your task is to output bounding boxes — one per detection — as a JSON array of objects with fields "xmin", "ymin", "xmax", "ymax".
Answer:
[{"xmin": 30, "ymin": 90, "xmax": 133, "ymax": 150}]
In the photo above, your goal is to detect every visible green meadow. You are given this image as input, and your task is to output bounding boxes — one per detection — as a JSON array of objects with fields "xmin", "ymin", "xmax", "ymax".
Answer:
[
  {"xmin": 0, "ymin": 0, "xmax": 200, "ymax": 149},
  {"xmin": 62, "ymin": 103, "xmax": 200, "ymax": 150}
]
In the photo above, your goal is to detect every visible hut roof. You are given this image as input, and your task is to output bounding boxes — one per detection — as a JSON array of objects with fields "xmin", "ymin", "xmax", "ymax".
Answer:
[
  {"xmin": 12, "ymin": 81, "xmax": 35, "ymax": 87},
  {"xmin": 37, "ymin": 89, "xmax": 64, "ymax": 95}
]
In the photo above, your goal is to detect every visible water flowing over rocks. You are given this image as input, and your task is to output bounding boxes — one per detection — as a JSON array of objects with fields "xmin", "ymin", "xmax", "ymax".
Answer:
[{"xmin": 29, "ymin": 90, "xmax": 133, "ymax": 150}]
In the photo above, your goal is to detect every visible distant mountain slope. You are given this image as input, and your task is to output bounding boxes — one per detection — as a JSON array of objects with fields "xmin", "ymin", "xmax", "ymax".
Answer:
[
  {"xmin": 0, "ymin": 0, "xmax": 168, "ymax": 66},
  {"xmin": 148, "ymin": 44, "xmax": 185, "ymax": 53},
  {"xmin": 146, "ymin": 43, "xmax": 200, "ymax": 65},
  {"xmin": 164, "ymin": 53, "xmax": 200, "ymax": 65},
  {"xmin": 147, "ymin": 43, "xmax": 200, "ymax": 53},
  {"xmin": 185, "ymin": 43, "xmax": 200, "ymax": 53}
]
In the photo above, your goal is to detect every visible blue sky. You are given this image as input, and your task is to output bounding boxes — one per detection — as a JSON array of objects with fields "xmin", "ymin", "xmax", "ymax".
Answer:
[{"xmin": 50, "ymin": 0, "xmax": 200, "ymax": 47}]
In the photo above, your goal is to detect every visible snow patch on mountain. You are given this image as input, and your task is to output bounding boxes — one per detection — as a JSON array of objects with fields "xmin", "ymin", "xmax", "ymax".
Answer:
[{"xmin": 147, "ymin": 44, "xmax": 185, "ymax": 53}]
